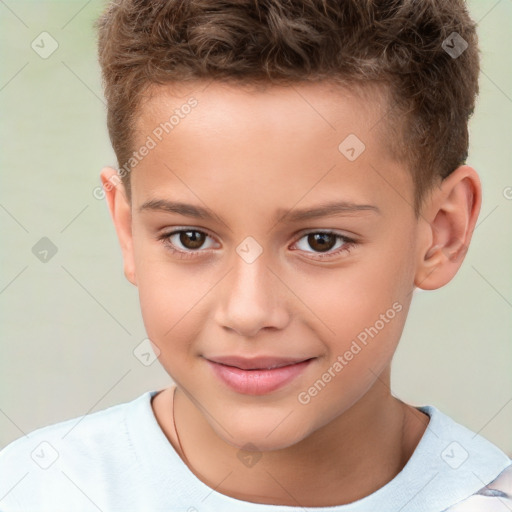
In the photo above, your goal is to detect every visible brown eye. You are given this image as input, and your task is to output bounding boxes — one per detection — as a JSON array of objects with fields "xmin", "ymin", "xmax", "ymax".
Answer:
[
  {"xmin": 175, "ymin": 230, "xmax": 207, "ymax": 250},
  {"xmin": 293, "ymin": 231, "xmax": 356, "ymax": 260},
  {"xmin": 158, "ymin": 228, "xmax": 217, "ymax": 259},
  {"xmin": 306, "ymin": 233, "xmax": 337, "ymax": 253}
]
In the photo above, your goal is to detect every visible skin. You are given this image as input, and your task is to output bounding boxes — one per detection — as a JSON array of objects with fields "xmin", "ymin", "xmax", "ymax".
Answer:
[{"xmin": 101, "ymin": 80, "xmax": 481, "ymax": 507}]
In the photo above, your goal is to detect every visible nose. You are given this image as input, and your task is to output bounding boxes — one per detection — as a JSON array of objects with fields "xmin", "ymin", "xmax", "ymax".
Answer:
[{"xmin": 214, "ymin": 254, "xmax": 290, "ymax": 338}]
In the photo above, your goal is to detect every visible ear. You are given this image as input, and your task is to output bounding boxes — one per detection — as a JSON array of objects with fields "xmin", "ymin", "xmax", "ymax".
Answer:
[
  {"xmin": 414, "ymin": 165, "xmax": 482, "ymax": 290},
  {"xmin": 100, "ymin": 167, "xmax": 137, "ymax": 286}
]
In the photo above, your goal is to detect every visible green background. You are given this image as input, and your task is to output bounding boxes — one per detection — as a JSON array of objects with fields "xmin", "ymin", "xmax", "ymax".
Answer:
[{"xmin": 1, "ymin": 0, "xmax": 511, "ymax": 455}]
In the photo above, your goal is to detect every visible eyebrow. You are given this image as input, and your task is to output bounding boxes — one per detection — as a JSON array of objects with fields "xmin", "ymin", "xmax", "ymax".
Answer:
[{"xmin": 138, "ymin": 199, "xmax": 380, "ymax": 224}]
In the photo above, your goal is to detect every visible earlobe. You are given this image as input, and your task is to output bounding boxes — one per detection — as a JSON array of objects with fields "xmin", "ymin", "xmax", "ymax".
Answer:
[
  {"xmin": 100, "ymin": 167, "xmax": 137, "ymax": 286},
  {"xmin": 414, "ymin": 165, "xmax": 481, "ymax": 291}
]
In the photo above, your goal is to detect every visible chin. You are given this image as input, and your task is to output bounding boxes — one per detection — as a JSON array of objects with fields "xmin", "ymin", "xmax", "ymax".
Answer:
[
  {"xmin": 226, "ymin": 434, "xmax": 306, "ymax": 453},
  {"xmin": 210, "ymin": 415, "xmax": 312, "ymax": 453}
]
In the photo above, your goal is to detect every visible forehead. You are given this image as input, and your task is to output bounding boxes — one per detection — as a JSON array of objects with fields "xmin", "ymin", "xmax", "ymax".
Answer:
[
  {"xmin": 137, "ymin": 79, "xmax": 390, "ymax": 142},
  {"xmin": 130, "ymin": 80, "xmax": 411, "ymax": 220}
]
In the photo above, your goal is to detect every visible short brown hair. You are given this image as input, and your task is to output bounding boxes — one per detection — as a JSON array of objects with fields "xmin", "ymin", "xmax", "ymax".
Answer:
[{"xmin": 94, "ymin": 0, "xmax": 480, "ymax": 214}]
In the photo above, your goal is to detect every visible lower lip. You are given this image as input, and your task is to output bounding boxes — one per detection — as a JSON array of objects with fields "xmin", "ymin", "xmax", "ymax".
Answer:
[{"xmin": 206, "ymin": 359, "xmax": 313, "ymax": 395}]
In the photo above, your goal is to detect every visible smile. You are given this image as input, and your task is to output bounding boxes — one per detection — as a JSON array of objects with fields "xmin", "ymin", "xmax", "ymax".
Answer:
[{"xmin": 205, "ymin": 358, "xmax": 315, "ymax": 395}]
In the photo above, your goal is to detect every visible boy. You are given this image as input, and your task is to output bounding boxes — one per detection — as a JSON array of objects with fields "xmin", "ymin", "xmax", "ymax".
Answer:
[{"xmin": 1, "ymin": 0, "xmax": 510, "ymax": 510}]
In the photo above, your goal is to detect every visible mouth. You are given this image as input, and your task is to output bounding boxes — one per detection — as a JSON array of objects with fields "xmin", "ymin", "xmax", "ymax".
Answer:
[
  {"xmin": 204, "ymin": 356, "xmax": 316, "ymax": 395},
  {"xmin": 205, "ymin": 355, "xmax": 315, "ymax": 370}
]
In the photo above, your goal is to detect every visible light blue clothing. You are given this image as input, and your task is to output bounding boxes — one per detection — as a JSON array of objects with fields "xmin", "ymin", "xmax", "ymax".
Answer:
[{"xmin": 0, "ymin": 390, "xmax": 510, "ymax": 512}]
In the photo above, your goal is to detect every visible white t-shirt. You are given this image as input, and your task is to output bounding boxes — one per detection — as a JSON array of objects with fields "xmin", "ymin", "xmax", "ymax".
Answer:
[{"xmin": 0, "ymin": 389, "xmax": 510, "ymax": 512}]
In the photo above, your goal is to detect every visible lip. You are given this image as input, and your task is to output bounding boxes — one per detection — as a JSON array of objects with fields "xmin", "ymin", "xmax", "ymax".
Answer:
[
  {"xmin": 205, "ymin": 356, "xmax": 315, "ymax": 395},
  {"xmin": 206, "ymin": 355, "xmax": 312, "ymax": 370}
]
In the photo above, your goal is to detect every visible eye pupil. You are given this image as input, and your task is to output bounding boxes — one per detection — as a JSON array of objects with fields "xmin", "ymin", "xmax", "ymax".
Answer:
[
  {"xmin": 308, "ymin": 233, "xmax": 336, "ymax": 252},
  {"xmin": 180, "ymin": 230, "xmax": 205, "ymax": 249}
]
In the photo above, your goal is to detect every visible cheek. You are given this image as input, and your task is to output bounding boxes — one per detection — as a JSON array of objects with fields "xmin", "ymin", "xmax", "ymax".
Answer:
[
  {"xmin": 136, "ymin": 267, "xmax": 207, "ymax": 383},
  {"xmin": 132, "ymin": 236, "xmax": 203, "ymax": 350},
  {"xmin": 297, "ymin": 257, "xmax": 410, "ymax": 344},
  {"xmin": 292, "ymin": 242, "xmax": 413, "ymax": 391},
  {"xmin": 297, "ymin": 284, "xmax": 408, "ymax": 420},
  {"xmin": 137, "ymin": 266, "xmax": 199, "ymax": 339}
]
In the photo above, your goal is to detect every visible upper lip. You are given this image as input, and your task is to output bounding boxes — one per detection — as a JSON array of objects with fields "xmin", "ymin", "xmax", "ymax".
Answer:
[{"xmin": 205, "ymin": 355, "xmax": 313, "ymax": 370}]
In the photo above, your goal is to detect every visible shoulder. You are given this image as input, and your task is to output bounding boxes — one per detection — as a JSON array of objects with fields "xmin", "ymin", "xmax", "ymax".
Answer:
[
  {"xmin": 419, "ymin": 404, "xmax": 509, "ymax": 467},
  {"xmin": 0, "ymin": 391, "xmax": 154, "ymax": 511},
  {"xmin": 0, "ymin": 393, "xmax": 136, "ymax": 465},
  {"xmin": 414, "ymin": 405, "xmax": 512, "ymax": 511},
  {"xmin": 443, "ymin": 462, "xmax": 512, "ymax": 511}
]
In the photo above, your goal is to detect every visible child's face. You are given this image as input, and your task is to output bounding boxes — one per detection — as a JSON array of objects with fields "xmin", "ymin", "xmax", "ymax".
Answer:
[{"xmin": 114, "ymin": 81, "xmax": 427, "ymax": 449}]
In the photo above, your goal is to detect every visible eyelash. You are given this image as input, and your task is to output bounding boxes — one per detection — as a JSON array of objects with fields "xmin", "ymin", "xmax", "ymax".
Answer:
[{"xmin": 157, "ymin": 228, "xmax": 357, "ymax": 261}]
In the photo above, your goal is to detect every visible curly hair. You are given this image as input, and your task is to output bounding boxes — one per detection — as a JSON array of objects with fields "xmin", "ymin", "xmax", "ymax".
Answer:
[{"xmin": 94, "ymin": 0, "xmax": 480, "ymax": 214}]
